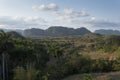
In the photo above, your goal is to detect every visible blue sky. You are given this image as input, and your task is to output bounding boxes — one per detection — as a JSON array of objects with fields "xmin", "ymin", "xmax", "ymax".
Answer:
[{"xmin": 0, "ymin": 0, "xmax": 120, "ymax": 31}]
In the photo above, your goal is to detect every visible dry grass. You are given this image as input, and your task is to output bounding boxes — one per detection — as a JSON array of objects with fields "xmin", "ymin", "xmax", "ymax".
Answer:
[
  {"xmin": 82, "ymin": 52, "xmax": 117, "ymax": 60},
  {"xmin": 63, "ymin": 71, "xmax": 120, "ymax": 80}
]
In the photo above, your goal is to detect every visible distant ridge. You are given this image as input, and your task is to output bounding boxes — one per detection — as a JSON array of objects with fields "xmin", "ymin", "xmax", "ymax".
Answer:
[
  {"xmin": 1, "ymin": 27, "xmax": 120, "ymax": 37},
  {"xmin": 94, "ymin": 29, "xmax": 120, "ymax": 35},
  {"xmin": 24, "ymin": 26, "xmax": 91, "ymax": 37},
  {"xmin": 1, "ymin": 29, "xmax": 24, "ymax": 35},
  {"xmin": 7, "ymin": 31, "xmax": 25, "ymax": 39}
]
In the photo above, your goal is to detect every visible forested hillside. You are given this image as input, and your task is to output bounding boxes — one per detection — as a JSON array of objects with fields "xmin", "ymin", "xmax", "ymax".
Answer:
[{"xmin": 0, "ymin": 30, "xmax": 120, "ymax": 80}]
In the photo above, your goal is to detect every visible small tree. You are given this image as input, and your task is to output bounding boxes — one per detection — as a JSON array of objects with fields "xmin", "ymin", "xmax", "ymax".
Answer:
[
  {"xmin": 83, "ymin": 74, "xmax": 94, "ymax": 80},
  {"xmin": 13, "ymin": 67, "xmax": 27, "ymax": 80}
]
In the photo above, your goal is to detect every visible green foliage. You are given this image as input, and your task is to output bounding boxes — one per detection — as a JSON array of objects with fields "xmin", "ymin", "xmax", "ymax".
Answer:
[
  {"xmin": 114, "ymin": 47, "xmax": 120, "ymax": 56},
  {"xmin": 83, "ymin": 74, "xmax": 94, "ymax": 80},
  {"xmin": 13, "ymin": 67, "xmax": 27, "ymax": 80},
  {"xmin": 0, "ymin": 30, "xmax": 14, "ymax": 53},
  {"xmin": 42, "ymin": 73, "xmax": 49, "ymax": 80},
  {"xmin": 91, "ymin": 59, "xmax": 113, "ymax": 72},
  {"xmin": 14, "ymin": 65, "xmax": 39, "ymax": 80}
]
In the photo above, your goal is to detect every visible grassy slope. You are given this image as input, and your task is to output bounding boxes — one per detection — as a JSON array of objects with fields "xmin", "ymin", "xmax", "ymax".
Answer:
[{"xmin": 63, "ymin": 72, "xmax": 120, "ymax": 80}]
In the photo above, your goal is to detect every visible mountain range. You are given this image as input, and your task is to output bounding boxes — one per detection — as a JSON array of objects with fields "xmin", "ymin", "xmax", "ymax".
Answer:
[
  {"xmin": 24, "ymin": 26, "xmax": 91, "ymax": 37},
  {"xmin": 1, "ymin": 26, "xmax": 120, "ymax": 37},
  {"xmin": 94, "ymin": 29, "xmax": 120, "ymax": 35}
]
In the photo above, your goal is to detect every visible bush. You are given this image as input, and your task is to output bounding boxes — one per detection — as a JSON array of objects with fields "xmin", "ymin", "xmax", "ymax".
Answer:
[{"xmin": 83, "ymin": 74, "xmax": 94, "ymax": 80}]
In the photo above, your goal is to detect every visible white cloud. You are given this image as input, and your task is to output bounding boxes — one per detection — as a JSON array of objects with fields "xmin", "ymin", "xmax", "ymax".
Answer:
[
  {"xmin": 63, "ymin": 8, "xmax": 73, "ymax": 15},
  {"xmin": 91, "ymin": 17, "xmax": 96, "ymax": 20},
  {"xmin": 14, "ymin": 16, "xmax": 47, "ymax": 23},
  {"xmin": 32, "ymin": 4, "xmax": 90, "ymax": 28},
  {"xmin": 51, "ymin": 17, "xmax": 120, "ymax": 31},
  {"xmin": 0, "ymin": 16, "xmax": 48, "ymax": 29},
  {"xmin": 32, "ymin": 3, "xmax": 58, "ymax": 11},
  {"xmin": 0, "ymin": 16, "xmax": 120, "ymax": 32},
  {"xmin": 86, "ymin": 20, "xmax": 120, "ymax": 30},
  {"xmin": 86, "ymin": 20, "xmax": 120, "ymax": 27},
  {"xmin": 54, "ymin": 8, "xmax": 90, "ymax": 21}
]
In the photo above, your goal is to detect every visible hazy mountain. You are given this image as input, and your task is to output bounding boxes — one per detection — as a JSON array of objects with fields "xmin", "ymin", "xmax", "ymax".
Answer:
[
  {"xmin": 1, "ymin": 29, "xmax": 24, "ymax": 36},
  {"xmin": 24, "ymin": 28, "xmax": 46, "ymax": 37},
  {"xmin": 24, "ymin": 26, "xmax": 91, "ymax": 37},
  {"xmin": 7, "ymin": 31, "xmax": 25, "ymax": 39},
  {"xmin": 94, "ymin": 29, "xmax": 120, "ymax": 35}
]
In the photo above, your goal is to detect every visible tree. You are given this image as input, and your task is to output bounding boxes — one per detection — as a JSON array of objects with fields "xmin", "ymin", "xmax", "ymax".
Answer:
[{"xmin": 0, "ymin": 30, "xmax": 14, "ymax": 80}]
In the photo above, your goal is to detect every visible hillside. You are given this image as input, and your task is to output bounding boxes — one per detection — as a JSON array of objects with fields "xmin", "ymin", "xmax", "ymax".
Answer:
[
  {"xmin": 7, "ymin": 31, "xmax": 25, "ymax": 39},
  {"xmin": 63, "ymin": 72, "xmax": 120, "ymax": 80},
  {"xmin": 2, "ymin": 29, "xmax": 24, "ymax": 35},
  {"xmin": 24, "ymin": 26, "xmax": 91, "ymax": 37}
]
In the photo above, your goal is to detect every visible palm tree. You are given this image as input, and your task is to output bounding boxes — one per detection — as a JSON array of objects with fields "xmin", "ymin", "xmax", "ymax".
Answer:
[{"xmin": 0, "ymin": 30, "xmax": 14, "ymax": 80}]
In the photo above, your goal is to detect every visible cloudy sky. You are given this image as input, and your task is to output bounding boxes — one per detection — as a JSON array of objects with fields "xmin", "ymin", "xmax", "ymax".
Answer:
[{"xmin": 0, "ymin": 0, "xmax": 120, "ymax": 31}]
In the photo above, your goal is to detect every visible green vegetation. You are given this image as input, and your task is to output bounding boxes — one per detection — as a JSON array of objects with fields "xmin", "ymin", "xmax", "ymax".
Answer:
[
  {"xmin": 83, "ymin": 74, "xmax": 94, "ymax": 80},
  {"xmin": 0, "ymin": 30, "xmax": 120, "ymax": 80},
  {"xmin": 63, "ymin": 72, "xmax": 120, "ymax": 80}
]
